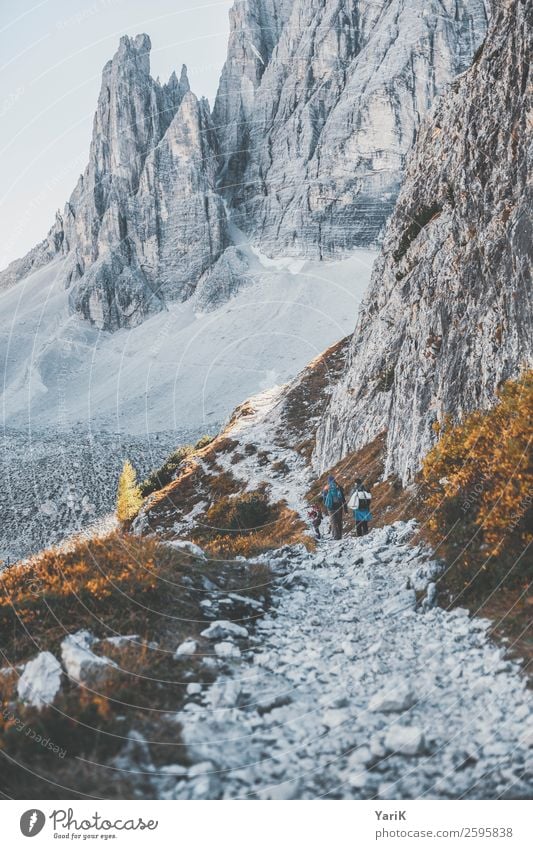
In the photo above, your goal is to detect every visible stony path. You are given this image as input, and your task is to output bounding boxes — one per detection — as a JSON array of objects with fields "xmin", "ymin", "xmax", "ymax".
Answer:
[{"xmin": 159, "ymin": 523, "xmax": 532, "ymax": 800}]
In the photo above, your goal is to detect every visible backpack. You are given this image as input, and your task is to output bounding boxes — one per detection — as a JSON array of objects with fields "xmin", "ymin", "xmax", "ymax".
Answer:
[
  {"xmin": 308, "ymin": 507, "xmax": 320, "ymax": 524},
  {"xmin": 348, "ymin": 489, "xmax": 372, "ymax": 510},
  {"xmin": 358, "ymin": 492, "xmax": 371, "ymax": 511},
  {"xmin": 324, "ymin": 482, "xmax": 342, "ymax": 510}
]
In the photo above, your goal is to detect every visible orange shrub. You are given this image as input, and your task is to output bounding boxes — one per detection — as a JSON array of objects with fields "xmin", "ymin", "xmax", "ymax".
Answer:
[
  {"xmin": 422, "ymin": 370, "xmax": 533, "ymax": 589},
  {"xmin": 0, "ymin": 533, "xmax": 190, "ymax": 662}
]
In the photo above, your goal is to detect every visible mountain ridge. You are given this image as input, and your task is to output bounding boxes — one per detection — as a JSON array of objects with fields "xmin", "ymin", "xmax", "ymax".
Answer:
[{"xmin": 0, "ymin": 1, "xmax": 489, "ymax": 331}]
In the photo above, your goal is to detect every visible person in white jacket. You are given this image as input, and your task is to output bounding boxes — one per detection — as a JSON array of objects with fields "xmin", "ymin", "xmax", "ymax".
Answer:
[{"xmin": 348, "ymin": 478, "xmax": 372, "ymax": 537}]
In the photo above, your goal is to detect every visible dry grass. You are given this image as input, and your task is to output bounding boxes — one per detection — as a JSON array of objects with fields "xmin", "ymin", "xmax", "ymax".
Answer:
[
  {"xmin": 0, "ymin": 530, "xmax": 271, "ymax": 798},
  {"xmin": 0, "ymin": 533, "xmax": 173, "ymax": 662},
  {"xmin": 193, "ymin": 498, "xmax": 313, "ymax": 560},
  {"xmin": 413, "ymin": 372, "xmax": 533, "ymax": 681},
  {"xmin": 141, "ymin": 455, "xmax": 241, "ymax": 537},
  {"xmin": 276, "ymin": 336, "xmax": 350, "ymax": 459},
  {"xmin": 474, "ymin": 589, "xmax": 533, "ymax": 683},
  {"xmin": 422, "ymin": 371, "xmax": 532, "ymax": 584}
]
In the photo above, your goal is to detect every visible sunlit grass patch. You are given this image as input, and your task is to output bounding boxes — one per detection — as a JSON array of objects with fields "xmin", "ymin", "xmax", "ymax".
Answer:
[
  {"xmin": 422, "ymin": 370, "xmax": 533, "ymax": 595},
  {"xmin": 0, "ymin": 530, "xmax": 271, "ymax": 798}
]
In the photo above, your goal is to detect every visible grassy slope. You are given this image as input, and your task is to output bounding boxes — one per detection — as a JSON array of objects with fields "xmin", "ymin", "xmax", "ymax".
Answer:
[{"xmin": 0, "ymin": 533, "xmax": 270, "ymax": 798}]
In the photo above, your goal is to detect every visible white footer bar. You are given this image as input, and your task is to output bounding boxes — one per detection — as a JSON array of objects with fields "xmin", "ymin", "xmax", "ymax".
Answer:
[{"xmin": 3, "ymin": 799, "xmax": 531, "ymax": 848}]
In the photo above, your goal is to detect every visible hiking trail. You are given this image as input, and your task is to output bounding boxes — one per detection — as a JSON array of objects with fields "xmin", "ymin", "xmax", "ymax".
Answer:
[{"xmin": 145, "ymin": 522, "xmax": 532, "ymax": 800}]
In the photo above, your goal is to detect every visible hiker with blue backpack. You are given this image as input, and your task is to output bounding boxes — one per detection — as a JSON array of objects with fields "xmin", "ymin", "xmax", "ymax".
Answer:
[
  {"xmin": 322, "ymin": 475, "xmax": 348, "ymax": 540},
  {"xmin": 348, "ymin": 478, "xmax": 372, "ymax": 536}
]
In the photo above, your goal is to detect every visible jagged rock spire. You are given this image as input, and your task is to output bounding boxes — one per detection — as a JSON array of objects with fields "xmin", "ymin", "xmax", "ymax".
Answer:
[{"xmin": 1, "ymin": 33, "xmax": 229, "ymax": 330}]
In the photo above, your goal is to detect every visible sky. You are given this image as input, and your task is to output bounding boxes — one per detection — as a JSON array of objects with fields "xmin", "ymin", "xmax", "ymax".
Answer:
[{"xmin": 0, "ymin": 0, "xmax": 233, "ymax": 270}]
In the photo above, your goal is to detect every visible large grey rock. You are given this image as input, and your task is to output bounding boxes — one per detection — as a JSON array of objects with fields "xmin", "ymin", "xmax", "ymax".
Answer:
[
  {"xmin": 369, "ymin": 682, "xmax": 415, "ymax": 713},
  {"xmin": 384, "ymin": 726, "xmax": 426, "ymax": 757},
  {"xmin": 201, "ymin": 620, "xmax": 248, "ymax": 640},
  {"xmin": 383, "ymin": 588, "xmax": 417, "ymax": 616},
  {"xmin": 214, "ymin": 641, "xmax": 242, "ymax": 659},
  {"xmin": 182, "ymin": 762, "xmax": 222, "ymax": 799},
  {"xmin": 175, "ymin": 639, "xmax": 198, "ymax": 658},
  {"xmin": 61, "ymin": 629, "xmax": 117, "ymax": 686},
  {"xmin": 316, "ymin": 0, "xmax": 532, "ymax": 482},
  {"xmin": 17, "ymin": 651, "xmax": 62, "ymax": 708},
  {"xmin": 214, "ymin": 0, "xmax": 488, "ymax": 258}
]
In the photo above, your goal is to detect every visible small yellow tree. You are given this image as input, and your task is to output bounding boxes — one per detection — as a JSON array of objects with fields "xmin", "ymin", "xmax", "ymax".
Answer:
[{"xmin": 116, "ymin": 460, "xmax": 143, "ymax": 523}]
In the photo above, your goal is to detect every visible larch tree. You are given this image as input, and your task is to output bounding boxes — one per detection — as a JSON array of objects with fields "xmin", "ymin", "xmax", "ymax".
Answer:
[{"xmin": 116, "ymin": 460, "xmax": 143, "ymax": 523}]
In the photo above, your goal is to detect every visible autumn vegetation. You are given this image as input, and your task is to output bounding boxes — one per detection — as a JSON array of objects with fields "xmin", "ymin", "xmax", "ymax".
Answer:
[
  {"xmin": 0, "ymin": 531, "xmax": 270, "ymax": 798},
  {"xmin": 193, "ymin": 489, "xmax": 312, "ymax": 559},
  {"xmin": 140, "ymin": 434, "xmax": 214, "ymax": 497},
  {"xmin": 422, "ymin": 370, "xmax": 532, "ymax": 598},
  {"xmin": 116, "ymin": 460, "xmax": 143, "ymax": 523}
]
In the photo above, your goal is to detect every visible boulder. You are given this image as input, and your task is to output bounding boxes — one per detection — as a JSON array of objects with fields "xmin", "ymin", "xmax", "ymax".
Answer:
[
  {"xmin": 383, "ymin": 588, "xmax": 417, "ymax": 617},
  {"xmin": 425, "ymin": 582, "xmax": 438, "ymax": 609},
  {"xmin": 61, "ymin": 630, "xmax": 117, "ymax": 686},
  {"xmin": 384, "ymin": 726, "xmax": 425, "ymax": 757},
  {"xmin": 163, "ymin": 540, "xmax": 207, "ymax": 560},
  {"xmin": 200, "ymin": 620, "xmax": 248, "ymax": 640},
  {"xmin": 214, "ymin": 642, "xmax": 241, "ymax": 659},
  {"xmin": 179, "ymin": 762, "xmax": 222, "ymax": 799},
  {"xmin": 17, "ymin": 651, "xmax": 62, "ymax": 708},
  {"xmin": 369, "ymin": 682, "xmax": 415, "ymax": 713},
  {"xmin": 175, "ymin": 639, "xmax": 198, "ymax": 658}
]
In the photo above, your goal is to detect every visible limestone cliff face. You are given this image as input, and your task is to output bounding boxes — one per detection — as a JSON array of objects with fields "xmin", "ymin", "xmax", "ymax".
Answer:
[
  {"xmin": 315, "ymin": 0, "xmax": 533, "ymax": 482},
  {"xmin": 213, "ymin": 0, "xmax": 489, "ymax": 258},
  {"xmin": 0, "ymin": 212, "xmax": 65, "ymax": 293}
]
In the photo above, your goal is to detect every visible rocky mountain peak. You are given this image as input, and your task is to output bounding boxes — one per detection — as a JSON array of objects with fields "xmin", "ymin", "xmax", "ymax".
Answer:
[
  {"xmin": 163, "ymin": 64, "xmax": 191, "ymax": 114},
  {"xmin": 2, "ymin": 33, "xmax": 230, "ymax": 330},
  {"xmin": 0, "ymin": 2, "xmax": 491, "ymax": 328}
]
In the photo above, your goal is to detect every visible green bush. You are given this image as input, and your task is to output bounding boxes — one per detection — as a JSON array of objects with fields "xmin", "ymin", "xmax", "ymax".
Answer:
[
  {"xmin": 205, "ymin": 491, "xmax": 273, "ymax": 534},
  {"xmin": 194, "ymin": 434, "xmax": 214, "ymax": 450},
  {"xmin": 140, "ymin": 445, "xmax": 194, "ymax": 497}
]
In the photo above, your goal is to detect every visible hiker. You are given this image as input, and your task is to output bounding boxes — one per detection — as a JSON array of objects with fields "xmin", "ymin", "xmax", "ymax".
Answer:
[
  {"xmin": 307, "ymin": 502, "xmax": 323, "ymax": 539},
  {"xmin": 322, "ymin": 475, "xmax": 348, "ymax": 540},
  {"xmin": 348, "ymin": 478, "xmax": 372, "ymax": 536}
]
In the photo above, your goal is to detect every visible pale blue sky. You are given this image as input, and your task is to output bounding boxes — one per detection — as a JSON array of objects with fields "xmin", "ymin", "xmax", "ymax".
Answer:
[{"xmin": 0, "ymin": 0, "xmax": 232, "ymax": 269}]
